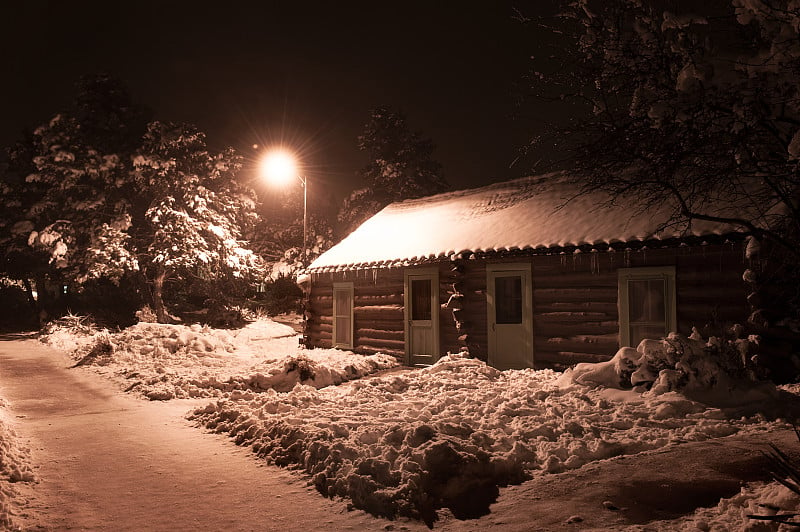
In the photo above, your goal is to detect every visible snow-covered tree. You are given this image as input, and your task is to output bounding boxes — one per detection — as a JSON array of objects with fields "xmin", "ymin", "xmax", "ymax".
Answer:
[
  {"xmin": 249, "ymin": 187, "xmax": 334, "ymax": 278},
  {"xmin": 0, "ymin": 77, "xmax": 263, "ymax": 324},
  {"xmin": 338, "ymin": 107, "xmax": 449, "ymax": 235},
  {"xmin": 132, "ymin": 122, "xmax": 263, "ymax": 323},
  {"xmin": 526, "ymin": 0, "xmax": 800, "ymax": 326}
]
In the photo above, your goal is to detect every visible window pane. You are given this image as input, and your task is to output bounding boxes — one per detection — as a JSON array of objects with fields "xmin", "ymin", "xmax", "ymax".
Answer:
[
  {"xmin": 495, "ymin": 275, "xmax": 523, "ymax": 324},
  {"xmin": 411, "ymin": 279, "xmax": 432, "ymax": 321},
  {"xmin": 629, "ymin": 324, "xmax": 665, "ymax": 347},
  {"xmin": 628, "ymin": 279, "xmax": 665, "ymax": 322}
]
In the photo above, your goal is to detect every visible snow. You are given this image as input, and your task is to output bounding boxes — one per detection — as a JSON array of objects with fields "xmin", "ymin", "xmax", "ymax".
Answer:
[
  {"xmin": 42, "ymin": 318, "xmax": 398, "ymax": 401},
  {"xmin": 0, "ymin": 392, "xmax": 35, "ymax": 530},
  {"xmin": 38, "ymin": 318, "xmax": 800, "ymax": 528},
  {"xmin": 625, "ymin": 482, "xmax": 800, "ymax": 531},
  {"xmin": 307, "ymin": 173, "xmax": 746, "ymax": 272},
  {"xmin": 190, "ymin": 352, "xmax": 796, "ymax": 525}
]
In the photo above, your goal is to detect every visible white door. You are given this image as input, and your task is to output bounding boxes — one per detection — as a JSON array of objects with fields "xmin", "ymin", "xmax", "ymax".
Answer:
[
  {"xmin": 487, "ymin": 263, "xmax": 533, "ymax": 369},
  {"xmin": 404, "ymin": 268, "xmax": 439, "ymax": 366}
]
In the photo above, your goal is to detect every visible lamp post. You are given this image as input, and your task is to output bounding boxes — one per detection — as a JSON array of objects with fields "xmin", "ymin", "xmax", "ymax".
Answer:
[{"xmin": 259, "ymin": 149, "xmax": 309, "ymax": 267}]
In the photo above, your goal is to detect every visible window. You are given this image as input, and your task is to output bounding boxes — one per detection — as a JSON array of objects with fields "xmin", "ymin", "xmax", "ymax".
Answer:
[
  {"xmin": 494, "ymin": 275, "xmax": 523, "ymax": 324},
  {"xmin": 618, "ymin": 266, "xmax": 676, "ymax": 348},
  {"xmin": 332, "ymin": 282, "xmax": 354, "ymax": 349},
  {"xmin": 410, "ymin": 279, "xmax": 432, "ymax": 321}
]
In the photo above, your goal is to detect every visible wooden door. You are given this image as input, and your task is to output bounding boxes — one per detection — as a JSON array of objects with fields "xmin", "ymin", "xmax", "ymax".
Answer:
[
  {"xmin": 404, "ymin": 268, "xmax": 439, "ymax": 366},
  {"xmin": 487, "ymin": 263, "xmax": 533, "ymax": 369}
]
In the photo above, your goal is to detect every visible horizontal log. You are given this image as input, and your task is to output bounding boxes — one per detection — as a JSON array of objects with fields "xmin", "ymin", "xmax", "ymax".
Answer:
[
  {"xmin": 306, "ymin": 323, "xmax": 332, "ymax": 335},
  {"xmin": 533, "ymin": 271, "xmax": 617, "ymax": 289},
  {"xmin": 354, "ymin": 346, "xmax": 405, "ymax": 361},
  {"xmin": 534, "ymin": 287, "xmax": 617, "ymax": 304},
  {"xmin": 535, "ymin": 322, "xmax": 619, "ymax": 337},
  {"xmin": 354, "ymin": 319, "xmax": 404, "ymax": 333},
  {"xmin": 356, "ymin": 337, "xmax": 406, "ymax": 350},
  {"xmin": 678, "ymin": 301, "xmax": 748, "ymax": 317},
  {"xmin": 535, "ymin": 335, "xmax": 619, "ymax": 357},
  {"xmin": 355, "ymin": 294, "xmax": 404, "ymax": 305},
  {"xmin": 535, "ymin": 351, "xmax": 614, "ymax": 365},
  {"xmin": 355, "ymin": 328, "xmax": 404, "ymax": 341},
  {"xmin": 353, "ymin": 305, "xmax": 403, "ymax": 315},
  {"xmin": 676, "ymin": 268, "xmax": 745, "ymax": 282},
  {"xmin": 536, "ymin": 312, "xmax": 613, "ymax": 324},
  {"xmin": 534, "ymin": 301, "xmax": 618, "ymax": 315},
  {"xmin": 307, "ymin": 331, "xmax": 332, "ymax": 342}
]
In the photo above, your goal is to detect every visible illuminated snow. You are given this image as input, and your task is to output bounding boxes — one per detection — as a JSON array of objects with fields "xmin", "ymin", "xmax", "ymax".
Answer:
[
  {"xmin": 308, "ymin": 173, "xmax": 745, "ymax": 272},
  {"xmin": 0, "ymin": 394, "xmax": 35, "ymax": 529},
  {"xmin": 192, "ymin": 352, "xmax": 796, "ymax": 523},
  {"xmin": 43, "ymin": 319, "xmax": 398, "ymax": 401},
  {"xmin": 36, "ymin": 319, "xmax": 800, "ymax": 527}
]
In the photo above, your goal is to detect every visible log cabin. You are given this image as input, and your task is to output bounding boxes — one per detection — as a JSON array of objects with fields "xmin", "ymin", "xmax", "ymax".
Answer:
[{"xmin": 302, "ymin": 174, "xmax": 752, "ymax": 370}]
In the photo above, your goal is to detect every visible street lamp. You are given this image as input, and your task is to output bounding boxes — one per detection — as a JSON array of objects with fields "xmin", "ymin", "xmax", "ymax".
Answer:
[{"xmin": 259, "ymin": 149, "xmax": 309, "ymax": 267}]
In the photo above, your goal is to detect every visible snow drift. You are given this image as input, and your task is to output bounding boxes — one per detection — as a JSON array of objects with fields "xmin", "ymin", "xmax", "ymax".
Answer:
[
  {"xmin": 0, "ymin": 394, "xmax": 35, "ymax": 530},
  {"xmin": 41, "ymin": 319, "xmax": 398, "ymax": 400},
  {"xmin": 190, "ymin": 353, "xmax": 794, "ymax": 525}
]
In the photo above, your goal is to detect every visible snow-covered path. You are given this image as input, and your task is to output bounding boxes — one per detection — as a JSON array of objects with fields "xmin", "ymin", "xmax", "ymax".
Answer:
[{"xmin": 0, "ymin": 337, "xmax": 423, "ymax": 531}]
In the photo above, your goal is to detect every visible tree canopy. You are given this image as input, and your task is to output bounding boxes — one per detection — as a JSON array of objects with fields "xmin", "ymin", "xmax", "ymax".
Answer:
[
  {"xmin": 0, "ymin": 76, "xmax": 264, "ymax": 324},
  {"xmin": 524, "ymin": 0, "xmax": 800, "ymax": 330},
  {"xmin": 338, "ymin": 107, "xmax": 449, "ymax": 236},
  {"xmin": 528, "ymin": 0, "xmax": 800, "ymax": 255}
]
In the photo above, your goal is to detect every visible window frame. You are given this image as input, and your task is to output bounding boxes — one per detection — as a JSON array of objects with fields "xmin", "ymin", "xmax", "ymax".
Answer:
[
  {"xmin": 618, "ymin": 266, "xmax": 676, "ymax": 348},
  {"xmin": 332, "ymin": 282, "xmax": 354, "ymax": 349}
]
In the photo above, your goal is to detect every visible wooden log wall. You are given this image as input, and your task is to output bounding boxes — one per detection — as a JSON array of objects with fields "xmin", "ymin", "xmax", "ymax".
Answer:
[
  {"xmin": 530, "ymin": 254, "xmax": 620, "ymax": 369},
  {"xmin": 306, "ymin": 268, "xmax": 407, "ymax": 361},
  {"xmin": 306, "ymin": 241, "xmax": 748, "ymax": 370}
]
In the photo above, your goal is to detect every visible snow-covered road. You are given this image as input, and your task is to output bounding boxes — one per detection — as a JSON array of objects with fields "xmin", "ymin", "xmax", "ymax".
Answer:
[{"xmin": 0, "ymin": 337, "xmax": 421, "ymax": 531}]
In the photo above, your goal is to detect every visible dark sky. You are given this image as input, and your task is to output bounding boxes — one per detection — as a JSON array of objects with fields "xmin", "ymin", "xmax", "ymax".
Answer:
[{"xmin": 2, "ymin": 1, "xmax": 557, "ymax": 203}]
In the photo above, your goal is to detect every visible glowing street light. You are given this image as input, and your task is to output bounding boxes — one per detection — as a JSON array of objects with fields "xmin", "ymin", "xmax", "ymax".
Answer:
[{"xmin": 260, "ymin": 149, "xmax": 309, "ymax": 267}]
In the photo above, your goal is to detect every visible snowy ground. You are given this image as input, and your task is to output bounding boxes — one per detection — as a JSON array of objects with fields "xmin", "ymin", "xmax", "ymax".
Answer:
[
  {"xmin": 0, "ymin": 386, "xmax": 35, "ymax": 530},
  {"xmin": 41, "ymin": 317, "xmax": 397, "ymax": 400},
  {"xmin": 38, "ymin": 318, "xmax": 800, "ymax": 529}
]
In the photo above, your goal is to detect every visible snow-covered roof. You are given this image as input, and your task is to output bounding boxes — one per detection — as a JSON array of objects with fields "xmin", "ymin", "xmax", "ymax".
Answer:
[{"xmin": 308, "ymin": 174, "xmax": 745, "ymax": 273}]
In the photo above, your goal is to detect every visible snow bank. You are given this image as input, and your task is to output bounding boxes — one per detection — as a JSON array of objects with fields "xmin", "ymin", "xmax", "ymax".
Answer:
[
  {"xmin": 190, "ymin": 354, "xmax": 793, "ymax": 525},
  {"xmin": 626, "ymin": 481, "xmax": 800, "ymax": 531},
  {"xmin": 0, "ymin": 394, "xmax": 35, "ymax": 530},
  {"xmin": 42, "ymin": 319, "xmax": 397, "ymax": 400},
  {"xmin": 562, "ymin": 331, "xmax": 775, "ymax": 408}
]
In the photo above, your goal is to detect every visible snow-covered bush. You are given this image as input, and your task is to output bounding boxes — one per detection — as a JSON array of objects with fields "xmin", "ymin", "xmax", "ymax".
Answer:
[
  {"xmin": 253, "ymin": 275, "xmax": 303, "ymax": 316},
  {"xmin": 564, "ymin": 329, "xmax": 766, "ymax": 398}
]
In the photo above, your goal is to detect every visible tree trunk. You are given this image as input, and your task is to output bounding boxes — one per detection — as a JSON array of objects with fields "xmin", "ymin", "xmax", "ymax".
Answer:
[{"xmin": 152, "ymin": 266, "xmax": 170, "ymax": 324}]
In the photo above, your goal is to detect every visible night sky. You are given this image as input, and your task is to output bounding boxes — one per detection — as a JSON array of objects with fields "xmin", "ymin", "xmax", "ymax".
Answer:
[{"xmin": 3, "ymin": 1, "xmax": 557, "ymax": 203}]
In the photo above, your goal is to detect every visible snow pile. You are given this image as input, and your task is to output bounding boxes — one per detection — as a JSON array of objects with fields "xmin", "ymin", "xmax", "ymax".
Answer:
[
  {"xmin": 562, "ymin": 331, "xmax": 772, "ymax": 406},
  {"xmin": 38, "ymin": 314, "xmax": 105, "ymax": 354},
  {"xmin": 190, "ymin": 353, "xmax": 794, "ymax": 525},
  {"xmin": 0, "ymin": 395, "xmax": 35, "ymax": 530},
  {"xmin": 43, "ymin": 319, "xmax": 397, "ymax": 400},
  {"xmin": 626, "ymin": 481, "xmax": 800, "ymax": 531}
]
